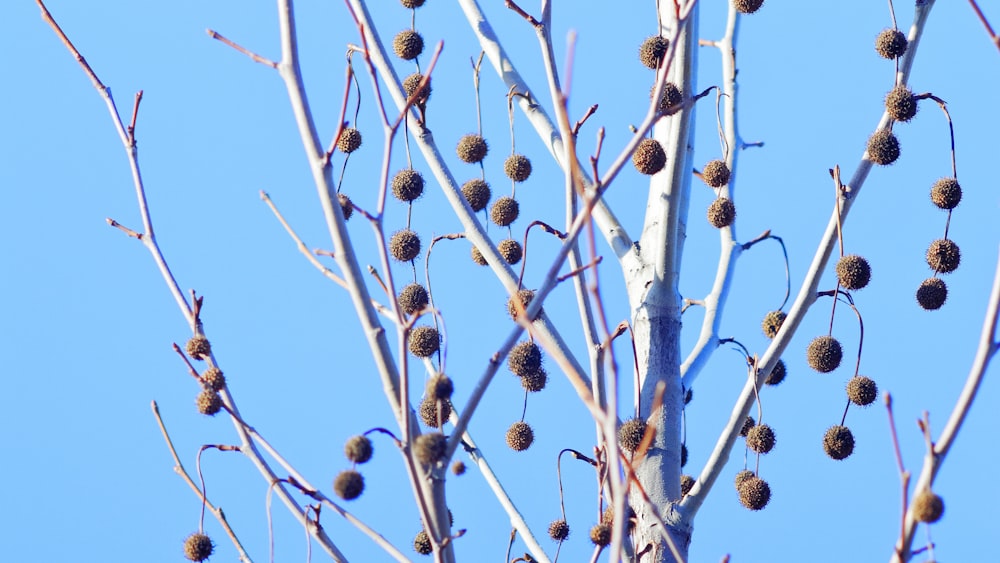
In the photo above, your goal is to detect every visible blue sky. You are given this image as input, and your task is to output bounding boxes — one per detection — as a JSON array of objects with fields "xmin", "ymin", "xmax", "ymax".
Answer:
[{"xmin": 3, "ymin": 1, "xmax": 999, "ymax": 562}]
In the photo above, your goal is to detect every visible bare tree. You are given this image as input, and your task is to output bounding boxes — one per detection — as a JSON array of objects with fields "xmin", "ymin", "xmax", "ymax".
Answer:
[{"xmin": 31, "ymin": 0, "xmax": 1000, "ymax": 562}]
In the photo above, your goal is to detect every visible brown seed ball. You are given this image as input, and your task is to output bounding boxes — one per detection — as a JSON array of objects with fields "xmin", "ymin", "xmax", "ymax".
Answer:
[
  {"xmin": 639, "ymin": 35, "xmax": 669, "ymax": 69},
  {"xmin": 413, "ymin": 530, "xmax": 432, "ymax": 555},
  {"xmin": 836, "ymin": 254, "xmax": 872, "ymax": 290},
  {"xmin": 651, "ymin": 83, "xmax": 683, "ymax": 113},
  {"xmin": 680, "ymin": 474, "xmax": 696, "ymax": 497},
  {"xmin": 632, "ymin": 138, "xmax": 667, "ymax": 175},
  {"xmin": 601, "ymin": 505, "xmax": 636, "ymax": 530},
  {"xmin": 456, "ymin": 134, "xmax": 489, "ymax": 164},
  {"xmin": 392, "ymin": 169, "xmax": 425, "ymax": 202},
  {"xmin": 740, "ymin": 415, "xmax": 756, "ymax": 437},
  {"xmin": 506, "ymin": 421, "xmax": 534, "ymax": 451},
  {"xmin": 916, "ymin": 277, "xmax": 948, "ymax": 310},
  {"xmin": 497, "ymin": 238, "xmax": 523, "ymax": 264},
  {"xmin": 885, "ymin": 85, "xmax": 918, "ymax": 122},
  {"xmin": 761, "ymin": 310, "xmax": 786, "ymax": 339},
  {"xmin": 409, "ymin": 326, "xmax": 440, "ymax": 358},
  {"xmin": 336, "ymin": 127, "xmax": 363, "ymax": 153},
  {"xmin": 419, "ymin": 397, "xmax": 451, "ymax": 427},
  {"xmin": 764, "ymin": 359, "xmax": 787, "ymax": 386},
  {"xmin": 333, "ymin": 469, "xmax": 365, "ymax": 500},
  {"xmin": 491, "ymin": 196, "xmax": 520, "ymax": 227},
  {"xmin": 738, "ymin": 476, "xmax": 771, "ymax": 510},
  {"xmin": 186, "ymin": 335, "xmax": 212, "ymax": 360},
  {"xmin": 846, "ymin": 376, "xmax": 878, "ymax": 407},
  {"xmin": 504, "ymin": 154, "xmax": 532, "ymax": 182},
  {"xmin": 707, "ymin": 197, "xmax": 736, "ymax": 228},
  {"xmin": 733, "ymin": 0, "xmax": 765, "ymax": 14},
  {"xmin": 875, "ymin": 28, "xmax": 908, "ymax": 59},
  {"xmin": 196, "ymin": 389, "xmax": 223, "ymax": 416},
  {"xmin": 344, "ymin": 435, "xmax": 373, "ymax": 464},
  {"xmin": 619, "ymin": 417, "xmax": 648, "ymax": 453},
  {"xmin": 734, "ymin": 469, "xmax": 755, "ymax": 490},
  {"xmin": 807, "ymin": 336, "xmax": 843, "ymax": 373},
  {"xmin": 401, "ymin": 0, "xmax": 426, "ymax": 7},
  {"xmin": 866, "ymin": 128, "xmax": 900, "ymax": 165},
  {"xmin": 390, "ymin": 229, "xmax": 422, "ymax": 262},
  {"xmin": 398, "ymin": 283, "xmax": 429, "ymax": 315},
  {"xmin": 684, "ymin": 388, "xmax": 693, "ymax": 405},
  {"xmin": 183, "ymin": 533, "xmax": 214, "ymax": 562},
  {"xmin": 930, "ymin": 178, "xmax": 962, "ymax": 210},
  {"xmin": 403, "ymin": 73, "xmax": 431, "ymax": 102},
  {"xmin": 415, "ymin": 432, "xmax": 447, "ymax": 464},
  {"xmin": 926, "ymin": 239, "xmax": 961, "ymax": 273},
  {"xmin": 202, "ymin": 367, "xmax": 226, "ymax": 391},
  {"xmin": 589, "ymin": 523, "xmax": 612, "ymax": 546},
  {"xmin": 393, "ymin": 29, "xmax": 424, "ymax": 60},
  {"xmin": 548, "ymin": 519, "xmax": 570, "ymax": 541},
  {"xmin": 823, "ymin": 425, "xmax": 855, "ymax": 460},
  {"xmin": 338, "ymin": 193, "xmax": 353, "ymax": 221},
  {"xmin": 912, "ymin": 490, "xmax": 945, "ymax": 523},
  {"xmin": 426, "ymin": 374, "xmax": 454, "ymax": 401},
  {"xmin": 702, "ymin": 159, "xmax": 731, "ymax": 188},
  {"xmin": 470, "ymin": 245, "xmax": 488, "ymax": 266},
  {"xmin": 521, "ymin": 367, "xmax": 548, "ymax": 392},
  {"xmin": 507, "ymin": 288, "xmax": 537, "ymax": 320},
  {"xmin": 508, "ymin": 340, "xmax": 542, "ymax": 376},
  {"xmin": 746, "ymin": 423, "xmax": 776, "ymax": 454},
  {"xmin": 452, "ymin": 461, "xmax": 466, "ymax": 475},
  {"xmin": 461, "ymin": 179, "xmax": 491, "ymax": 212}
]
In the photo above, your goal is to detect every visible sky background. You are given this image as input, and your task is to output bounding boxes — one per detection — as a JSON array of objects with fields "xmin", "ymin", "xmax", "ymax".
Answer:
[{"xmin": 3, "ymin": 1, "xmax": 999, "ymax": 562}]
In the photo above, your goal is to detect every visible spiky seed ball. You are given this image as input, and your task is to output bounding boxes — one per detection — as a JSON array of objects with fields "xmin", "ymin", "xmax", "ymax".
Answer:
[
  {"xmin": 875, "ymin": 28, "xmax": 908, "ymax": 59},
  {"xmin": 916, "ymin": 277, "xmax": 948, "ymax": 310},
  {"xmin": 836, "ymin": 254, "xmax": 872, "ymax": 290},
  {"xmin": 807, "ymin": 336, "xmax": 843, "ymax": 373},
  {"xmin": 847, "ymin": 376, "xmax": 878, "ymax": 406},
  {"xmin": 456, "ymin": 134, "xmax": 489, "ymax": 164},
  {"xmin": 702, "ymin": 159, "xmax": 731, "ymax": 188},
  {"xmin": 866, "ymin": 128, "xmax": 900, "ymax": 165},
  {"xmin": 401, "ymin": 0, "xmax": 426, "ymax": 7},
  {"xmin": 589, "ymin": 523, "xmax": 612, "ymax": 546},
  {"xmin": 336, "ymin": 194, "xmax": 354, "ymax": 222},
  {"xmin": 508, "ymin": 340, "xmax": 542, "ymax": 376},
  {"xmin": 497, "ymin": 238, "xmax": 522, "ymax": 264},
  {"xmin": 413, "ymin": 530, "xmax": 432, "ymax": 555},
  {"xmin": 930, "ymin": 178, "xmax": 962, "ymax": 210},
  {"xmin": 619, "ymin": 417, "xmax": 648, "ymax": 453},
  {"xmin": 337, "ymin": 127, "xmax": 363, "ymax": 154},
  {"xmin": 415, "ymin": 432, "xmax": 447, "ymax": 464},
  {"xmin": 734, "ymin": 469, "xmax": 755, "ymax": 490},
  {"xmin": 186, "ymin": 335, "xmax": 212, "ymax": 360},
  {"xmin": 707, "ymin": 197, "xmax": 736, "ymax": 228},
  {"xmin": 680, "ymin": 474, "xmax": 696, "ymax": 497},
  {"xmin": 651, "ymin": 83, "xmax": 683, "ymax": 113},
  {"xmin": 507, "ymin": 289, "xmax": 537, "ymax": 320},
  {"xmin": 461, "ymin": 179, "xmax": 491, "ymax": 211},
  {"xmin": 740, "ymin": 415, "xmax": 756, "ymax": 437},
  {"xmin": 504, "ymin": 154, "xmax": 532, "ymax": 182},
  {"xmin": 738, "ymin": 476, "xmax": 771, "ymax": 510},
  {"xmin": 392, "ymin": 169, "xmax": 425, "ymax": 202},
  {"xmin": 521, "ymin": 367, "xmax": 548, "ymax": 392},
  {"xmin": 823, "ymin": 425, "xmax": 855, "ymax": 460},
  {"xmin": 333, "ymin": 469, "xmax": 365, "ymax": 500},
  {"xmin": 344, "ymin": 435, "xmax": 373, "ymax": 464},
  {"xmin": 393, "ymin": 29, "xmax": 424, "ymax": 60},
  {"xmin": 548, "ymin": 519, "xmax": 570, "ymax": 541},
  {"xmin": 426, "ymin": 374, "xmax": 454, "ymax": 401},
  {"xmin": 491, "ymin": 196, "xmax": 520, "ymax": 227},
  {"xmin": 419, "ymin": 397, "xmax": 451, "ymax": 427},
  {"xmin": 403, "ymin": 73, "xmax": 431, "ymax": 102},
  {"xmin": 733, "ymin": 0, "xmax": 765, "ymax": 14},
  {"xmin": 639, "ymin": 35, "xmax": 669, "ymax": 69},
  {"xmin": 183, "ymin": 533, "xmax": 214, "ymax": 562},
  {"xmin": 912, "ymin": 490, "xmax": 945, "ymax": 523},
  {"xmin": 601, "ymin": 505, "xmax": 636, "ymax": 530},
  {"xmin": 390, "ymin": 229, "xmax": 422, "ymax": 262},
  {"xmin": 196, "ymin": 389, "xmax": 223, "ymax": 416},
  {"xmin": 681, "ymin": 443, "xmax": 689, "ymax": 467},
  {"xmin": 470, "ymin": 245, "xmax": 488, "ymax": 266},
  {"xmin": 202, "ymin": 367, "xmax": 226, "ymax": 391},
  {"xmin": 764, "ymin": 359, "xmax": 787, "ymax": 386},
  {"xmin": 632, "ymin": 138, "xmax": 667, "ymax": 175},
  {"xmin": 762, "ymin": 310, "xmax": 786, "ymax": 339},
  {"xmin": 746, "ymin": 424, "xmax": 777, "ymax": 454},
  {"xmin": 885, "ymin": 85, "xmax": 918, "ymax": 122},
  {"xmin": 506, "ymin": 421, "xmax": 534, "ymax": 451},
  {"xmin": 452, "ymin": 461, "xmax": 466, "ymax": 476},
  {"xmin": 409, "ymin": 326, "xmax": 440, "ymax": 358},
  {"xmin": 684, "ymin": 388, "xmax": 693, "ymax": 405},
  {"xmin": 926, "ymin": 238, "xmax": 961, "ymax": 273},
  {"xmin": 398, "ymin": 283, "xmax": 429, "ymax": 315}
]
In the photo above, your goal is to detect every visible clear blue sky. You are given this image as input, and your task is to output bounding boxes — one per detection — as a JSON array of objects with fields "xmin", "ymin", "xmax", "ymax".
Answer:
[{"xmin": 3, "ymin": 1, "xmax": 998, "ymax": 562}]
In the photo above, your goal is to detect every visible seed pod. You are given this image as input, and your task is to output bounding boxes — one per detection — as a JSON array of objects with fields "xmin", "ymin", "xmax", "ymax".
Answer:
[
  {"xmin": 419, "ymin": 397, "xmax": 451, "ymax": 427},
  {"xmin": 452, "ymin": 461, "xmax": 466, "ymax": 475},
  {"xmin": 738, "ymin": 475, "xmax": 771, "ymax": 510},
  {"xmin": 398, "ymin": 283, "xmax": 429, "ymax": 315},
  {"xmin": 823, "ymin": 425, "xmax": 855, "ymax": 460},
  {"xmin": 333, "ymin": 469, "xmax": 365, "ymax": 500},
  {"xmin": 916, "ymin": 277, "xmax": 948, "ymax": 310},
  {"xmin": 836, "ymin": 254, "xmax": 872, "ymax": 290},
  {"xmin": 403, "ymin": 73, "xmax": 431, "ymax": 103},
  {"xmin": 183, "ymin": 533, "xmax": 214, "ymax": 562},
  {"xmin": 504, "ymin": 154, "xmax": 532, "ymax": 182},
  {"xmin": 764, "ymin": 359, "xmax": 787, "ymax": 386},
  {"xmin": 344, "ymin": 435, "xmax": 373, "ymax": 464},
  {"xmin": 196, "ymin": 389, "xmax": 223, "ymax": 416},
  {"xmin": 338, "ymin": 193, "xmax": 354, "ymax": 221},
  {"xmin": 415, "ymin": 432, "xmax": 447, "ymax": 464},
  {"xmin": 733, "ymin": 0, "xmax": 765, "ymax": 15},
  {"xmin": 392, "ymin": 169, "xmax": 425, "ymax": 202},
  {"xmin": 589, "ymin": 523, "xmax": 612, "ymax": 546},
  {"xmin": 639, "ymin": 35, "xmax": 669, "ymax": 69},
  {"xmin": 761, "ymin": 310, "xmax": 786, "ymax": 339},
  {"xmin": 521, "ymin": 367, "xmax": 548, "ymax": 392},
  {"xmin": 912, "ymin": 490, "xmax": 945, "ymax": 523},
  {"xmin": 507, "ymin": 289, "xmax": 538, "ymax": 320},
  {"xmin": 491, "ymin": 196, "xmax": 520, "ymax": 227},
  {"xmin": 680, "ymin": 474, "xmax": 696, "ymax": 497},
  {"xmin": 336, "ymin": 127, "xmax": 363, "ymax": 153},
  {"xmin": 846, "ymin": 375, "xmax": 878, "ymax": 406},
  {"xmin": 746, "ymin": 424, "xmax": 776, "ymax": 454},
  {"xmin": 930, "ymin": 178, "xmax": 962, "ymax": 210},
  {"xmin": 926, "ymin": 238, "xmax": 961, "ymax": 273},
  {"xmin": 461, "ymin": 179, "xmax": 491, "ymax": 211},
  {"xmin": 456, "ymin": 134, "xmax": 489, "ymax": 164},
  {"xmin": 701, "ymin": 159, "xmax": 731, "ymax": 188},
  {"xmin": 508, "ymin": 340, "xmax": 542, "ymax": 376},
  {"xmin": 426, "ymin": 374, "xmax": 454, "ymax": 401},
  {"xmin": 506, "ymin": 421, "xmax": 534, "ymax": 451},
  {"xmin": 470, "ymin": 245, "xmax": 488, "ymax": 266},
  {"xmin": 186, "ymin": 335, "xmax": 212, "ymax": 360},
  {"xmin": 409, "ymin": 326, "xmax": 440, "ymax": 358},
  {"xmin": 497, "ymin": 238, "xmax": 522, "ymax": 265},
  {"xmin": 885, "ymin": 84, "xmax": 917, "ymax": 122},
  {"xmin": 707, "ymin": 197, "xmax": 736, "ymax": 228},
  {"xmin": 651, "ymin": 83, "xmax": 683, "ymax": 113},
  {"xmin": 875, "ymin": 28, "xmax": 908, "ymax": 59},
  {"xmin": 401, "ymin": 0, "xmax": 426, "ymax": 7},
  {"xmin": 413, "ymin": 530, "xmax": 432, "ymax": 555},
  {"xmin": 390, "ymin": 229, "xmax": 422, "ymax": 262},
  {"xmin": 548, "ymin": 519, "xmax": 570, "ymax": 541},
  {"xmin": 619, "ymin": 417, "xmax": 648, "ymax": 453},
  {"xmin": 806, "ymin": 336, "xmax": 843, "ymax": 373},
  {"xmin": 393, "ymin": 29, "xmax": 424, "ymax": 60},
  {"xmin": 632, "ymin": 138, "xmax": 666, "ymax": 175},
  {"xmin": 734, "ymin": 469, "xmax": 755, "ymax": 490},
  {"xmin": 202, "ymin": 367, "xmax": 226, "ymax": 391},
  {"xmin": 866, "ymin": 128, "xmax": 900, "ymax": 165},
  {"xmin": 739, "ymin": 415, "xmax": 756, "ymax": 437}
]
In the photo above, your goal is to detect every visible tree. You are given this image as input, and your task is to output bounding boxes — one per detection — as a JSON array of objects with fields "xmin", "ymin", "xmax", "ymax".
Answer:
[{"xmin": 9, "ymin": 0, "xmax": 1000, "ymax": 561}]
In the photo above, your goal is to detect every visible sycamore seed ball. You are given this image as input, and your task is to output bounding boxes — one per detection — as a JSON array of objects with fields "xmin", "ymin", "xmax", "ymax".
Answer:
[
  {"xmin": 403, "ymin": 73, "xmax": 431, "ymax": 102},
  {"xmin": 196, "ymin": 389, "xmax": 223, "ymax": 416},
  {"xmin": 738, "ymin": 476, "xmax": 771, "ymax": 510},
  {"xmin": 419, "ymin": 396, "xmax": 451, "ymax": 427},
  {"xmin": 680, "ymin": 474, "xmax": 696, "ymax": 497},
  {"xmin": 619, "ymin": 417, "xmax": 648, "ymax": 453},
  {"xmin": 632, "ymin": 138, "xmax": 667, "ymax": 175},
  {"xmin": 470, "ymin": 245, "xmax": 488, "ymax": 266},
  {"xmin": 413, "ymin": 530, "xmax": 432, "ymax": 555},
  {"xmin": 497, "ymin": 238, "xmax": 523, "ymax": 265},
  {"xmin": 916, "ymin": 277, "xmax": 948, "ymax": 310},
  {"xmin": 504, "ymin": 154, "xmax": 532, "ymax": 182},
  {"xmin": 506, "ymin": 421, "xmax": 534, "ymax": 451},
  {"xmin": 390, "ymin": 229, "xmax": 422, "ymax": 262},
  {"xmin": 186, "ymin": 335, "xmax": 212, "ymax": 360},
  {"xmin": 333, "ymin": 469, "xmax": 365, "ymax": 500},
  {"xmin": 926, "ymin": 238, "xmax": 961, "ymax": 273},
  {"xmin": 734, "ymin": 469, "xmax": 755, "ymax": 490},
  {"xmin": 507, "ymin": 289, "xmax": 538, "ymax": 320},
  {"xmin": 344, "ymin": 435, "xmax": 373, "ymax": 464},
  {"xmin": 400, "ymin": 0, "xmax": 426, "ymax": 8},
  {"xmin": 415, "ymin": 432, "xmax": 447, "ymax": 464},
  {"xmin": 183, "ymin": 533, "xmax": 214, "ymax": 562},
  {"xmin": 912, "ymin": 490, "xmax": 945, "ymax": 523},
  {"xmin": 761, "ymin": 310, "xmax": 786, "ymax": 339},
  {"xmin": 409, "ymin": 326, "xmax": 440, "ymax": 358},
  {"xmin": 836, "ymin": 254, "xmax": 872, "ymax": 290},
  {"xmin": 426, "ymin": 374, "xmax": 454, "ymax": 401},
  {"xmin": 456, "ymin": 134, "xmax": 489, "ymax": 164},
  {"xmin": 393, "ymin": 29, "xmax": 424, "ymax": 60},
  {"xmin": 707, "ymin": 197, "xmax": 736, "ymax": 228},
  {"xmin": 202, "ymin": 367, "xmax": 226, "ymax": 391},
  {"xmin": 392, "ymin": 169, "xmax": 425, "ymax": 202},
  {"xmin": 398, "ymin": 283, "xmax": 429, "ymax": 315},
  {"xmin": 847, "ymin": 375, "xmax": 878, "ymax": 406},
  {"xmin": 508, "ymin": 340, "xmax": 542, "ymax": 376},
  {"xmin": 885, "ymin": 84, "xmax": 918, "ymax": 122},
  {"xmin": 589, "ymin": 523, "xmax": 612, "ymax": 547},
  {"xmin": 702, "ymin": 159, "xmax": 731, "ymax": 188},
  {"xmin": 764, "ymin": 359, "xmax": 787, "ymax": 386},
  {"xmin": 338, "ymin": 193, "xmax": 353, "ymax": 221},
  {"xmin": 452, "ymin": 460, "xmax": 466, "ymax": 475},
  {"xmin": 461, "ymin": 179, "xmax": 491, "ymax": 212},
  {"xmin": 521, "ymin": 366, "xmax": 548, "ymax": 392},
  {"xmin": 930, "ymin": 178, "xmax": 962, "ymax": 210},
  {"xmin": 823, "ymin": 425, "xmax": 855, "ymax": 460},
  {"xmin": 733, "ymin": 0, "xmax": 765, "ymax": 14},
  {"xmin": 651, "ymin": 82, "xmax": 683, "ymax": 113},
  {"xmin": 740, "ymin": 415, "xmax": 756, "ymax": 437},
  {"xmin": 491, "ymin": 196, "xmax": 520, "ymax": 227},
  {"xmin": 639, "ymin": 35, "xmax": 669, "ymax": 69},
  {"xmin": 337, "ymin": 127, "xmax": 363, "ymax": 154},
  {"xmin": 548, "ymin": 519, "xmax": 570, "ymax": 541},
  {"xmin": 875, "ymin": 28, "xmax": 908, "ymax": 59},
  {"xmin": 807, "ymin": 335, "xmax": 843, "ymax": 373},
  {"xmin": 867, "ymin": 128, "xmax": 900, "ymax": 165},
  {"xmin": 746, "ymin": 423, "xmax": 777, "ymax": 454}
]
